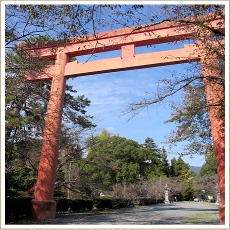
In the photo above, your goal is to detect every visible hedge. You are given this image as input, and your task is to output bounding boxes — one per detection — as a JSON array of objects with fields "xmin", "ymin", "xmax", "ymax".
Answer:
[
  {"xmin": 93, "ymin": 197, "xmax": 133, "ymax": 210},
  {"xmin": 5, "ymin": 197, "xmax": 163, "ymax": 219},
  {"xmin": 5, "ymin": 197, "xmax": 32, "ymax": 218},
  {"xmin": 137, "ymin": 198, "xmax": 164, "ymax": 206},
  {"xmin": 56, "ymin": 198, "xmax": 94, "ymax": 212}
]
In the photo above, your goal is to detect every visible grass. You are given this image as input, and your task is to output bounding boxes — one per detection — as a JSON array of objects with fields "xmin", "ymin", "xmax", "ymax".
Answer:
[{"xmin": 185, "ymin": 211, "xmax": 220, "ymax": 225}]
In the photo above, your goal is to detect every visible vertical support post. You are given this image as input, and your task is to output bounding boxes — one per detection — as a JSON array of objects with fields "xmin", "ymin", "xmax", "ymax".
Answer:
[
  {"xmin": 121, "ymin": 44, "xmax": 135, "ymax": 68},
  {"xmin": 198, "ymin": 41, "xmax": 225, "ymax": 224},
  {"xmin": 31, "ymin": 52, "xmax": 69, "ymax": 219}
]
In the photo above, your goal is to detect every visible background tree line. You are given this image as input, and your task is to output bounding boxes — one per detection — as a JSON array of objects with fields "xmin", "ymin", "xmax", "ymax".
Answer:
[{"xmin": 6, "ymin": 128, "xmax": 219, "ymax": 202}]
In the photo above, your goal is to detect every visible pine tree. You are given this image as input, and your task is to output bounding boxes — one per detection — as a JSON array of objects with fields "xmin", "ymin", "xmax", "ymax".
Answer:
[
  {"xmin": 5, "ymin": 35, "xmax": 95, "ymax": 196},
  {"xmin": 161, "ymin": 147, "xmax": 170, "ymax": 177},
  {"xmin": 170, "ymin": 156, "xmax": 191, "ymax": 182},
  {"xmin": 200, "ymin": 149, "xmax": 217, "ymax": 176}
]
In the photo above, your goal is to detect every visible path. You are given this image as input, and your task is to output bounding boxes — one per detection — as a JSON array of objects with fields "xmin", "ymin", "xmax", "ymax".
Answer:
[{"xmin": 42, "ymin": 201, "xmax": 220, "ymax": 225}]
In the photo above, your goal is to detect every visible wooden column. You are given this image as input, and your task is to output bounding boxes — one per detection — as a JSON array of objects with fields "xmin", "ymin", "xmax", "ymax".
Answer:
[
  {"xmin": 31, "ymin": 52, "xmax": 69, "ymax": 219},
  {"xmin": 198, "ymin": 41, "xmax": 225, "ymax": 224}
]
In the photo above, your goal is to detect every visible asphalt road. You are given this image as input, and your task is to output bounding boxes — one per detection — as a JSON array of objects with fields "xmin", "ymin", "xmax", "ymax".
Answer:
[{"xmin": 42, "ymin": 201, "xmax": 220, "ymax": 225}]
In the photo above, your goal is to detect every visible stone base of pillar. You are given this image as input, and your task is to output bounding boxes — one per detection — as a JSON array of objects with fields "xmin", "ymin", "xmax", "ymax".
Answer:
[
  {"xmin": 31, "ymin": 199, "xmax": 56, "ymax": 219},
  {"xmin": 219, "ymin": 205, "xmax": 225, "ymax": 225}
]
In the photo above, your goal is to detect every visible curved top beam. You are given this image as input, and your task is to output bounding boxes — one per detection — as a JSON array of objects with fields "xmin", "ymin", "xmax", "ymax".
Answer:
[{"xmin": 17, "ymin": 11, "xmax": 225, "ymax": 60}]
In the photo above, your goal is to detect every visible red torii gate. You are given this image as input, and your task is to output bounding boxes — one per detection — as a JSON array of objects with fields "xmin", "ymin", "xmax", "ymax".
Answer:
[{"xmin": 18, "ymin": 11, "xmax": 225, "ymax": 223}]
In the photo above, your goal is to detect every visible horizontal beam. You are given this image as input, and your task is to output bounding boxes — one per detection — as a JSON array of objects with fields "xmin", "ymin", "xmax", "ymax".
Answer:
[
  {"xmin": 18, "ymin": 10, "xmax": 225, "ymax": 49},
  {"xmin": 24, "ymin": 26, "xmax": 192, "ymax": 59},
  {"xmin": 18, "ymin": 15, "xmax": 224, "ymax": 60},
  {"xmin": 25, "ymin": 44, "xmax": 200, "ymax": 82}
]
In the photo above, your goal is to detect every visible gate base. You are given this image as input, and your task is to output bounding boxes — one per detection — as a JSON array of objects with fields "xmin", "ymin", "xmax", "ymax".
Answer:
[
  {"xmin": 31, "ymin": 199, "xmax": 56, "ymax": 219},
  {"xmin": 219, "ymin": 205, "xmax": 225, "ymax": 225}
]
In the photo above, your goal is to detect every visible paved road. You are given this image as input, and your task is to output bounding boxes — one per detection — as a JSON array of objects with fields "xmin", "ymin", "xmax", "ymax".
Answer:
[{"xmin": 43, "ymin": 201, "xmax": 220, "ymax": 225}]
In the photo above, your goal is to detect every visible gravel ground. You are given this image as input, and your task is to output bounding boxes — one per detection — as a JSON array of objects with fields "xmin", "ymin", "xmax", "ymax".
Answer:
[{"xmin": 21, "ymin": 201, "xmax": 220, "ymax": 226}]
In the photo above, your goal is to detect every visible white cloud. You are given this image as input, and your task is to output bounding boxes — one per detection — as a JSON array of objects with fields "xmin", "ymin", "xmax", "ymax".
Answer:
[{"xmin": 105, "ymin": 127, "xmax": 115, "ymax": 133}]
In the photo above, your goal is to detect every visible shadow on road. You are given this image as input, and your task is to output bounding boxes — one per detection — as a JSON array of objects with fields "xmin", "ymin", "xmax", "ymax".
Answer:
[{"xmin": 51, "ymin": 202, "xmax": 220, "ymax": 225}]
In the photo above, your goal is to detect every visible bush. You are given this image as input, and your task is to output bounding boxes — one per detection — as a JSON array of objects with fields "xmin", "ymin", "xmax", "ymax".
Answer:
[
  {"xmin": 5, "ymin": 189, "xmax": 33, "ymax": 197},
  {"xmin": 111, "ymin": 198, "xmax": 133, "ymax": 208},
  {"xmin": 182, "ymin": 186, "xmax": 195, "ymax": 201},
  {"xmin": 5, "ymin": 189, "xmax": 19, "ymax": 197},
  {"xmin": 138, "ymin": 198, "xmax": 157, "ymax": 206},
  {"xmin": 69, "ymin": 199, "xmax": 94, "ymax": 211},
  {"xmin": 157, "ymin": 198, "xmax": 164, "ymax": 204},
  {"xmin": 93, "ymin": 197, "xmax": 132, "ymax": 210},
  {"xmin": 56, "ymin": 197, "xmax": 132, "ymax": 212},
  {"xmin": 5, "ymin": 197, "xmax": 32, "ymax": 219},
  {"xmin": 137, "ymin": 198, "xmax": 164, "ymax": 206},
  {"xmin": 55, "ymin": 198, "xmax": 70, "ymax": 211},
  {"xmin": 93, "ymin": 197, "xmax": 113, "ymax": 209},
  {"xmin": 5, "ymin": 196, "xmax": 163, "ymax": 219},
  {"xmin": 56, "ymin": 198, "xmax": 94, "ymax": 212}
]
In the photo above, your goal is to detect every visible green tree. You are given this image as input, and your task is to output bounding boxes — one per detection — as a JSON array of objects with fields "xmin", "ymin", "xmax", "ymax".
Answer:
[
  {"xmin": 143, "ymin": 137, "xmax": 160, "ymax": 157},
  {"xmin": 190, "ymin": 171, "xmax": 198, "ymax": 178},
  {"xmin": 170, "ymin": 157, "xmax": 191, "ymax": 182},
  {"xmin": 84, "ymin": 131, "xmax": 126, "ymax": 189},
  {"xmin": 142, "ymin": 138, "xmax": 168, "ymax": 178},
  {"xmin": 161, "ymin": 147, "xmax": 170, "ymax": 177},
  {"xmin": 199, "ymin": 148, "xmax": 217, "ymax": 176},
  {"xmin": 84, "ymin": 131, "xmax": 169, "ymax": 191},
  {"xmin": 181, "ymin": 185, "xmax": 195, "ymax": 201},
  {"xmin": 113, "ymin": 139, "xmax": 153, "ymax": 183},
  {"xmin": 170, "ymin": 157, "xmax": 177, "ymax": 177},
  {"xmin": 5, "ymin": 35, "xmax": 95, "ymax": 196}
]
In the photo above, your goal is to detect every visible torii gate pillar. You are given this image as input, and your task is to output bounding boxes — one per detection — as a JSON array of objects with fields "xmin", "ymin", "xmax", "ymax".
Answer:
[
  {"xmin": 199, "ymin": 42, "xmax": 225, "ymax": 224},
  {"xmin": 31, "ymin": 52, "xmax": 69, "ymax": 219}
]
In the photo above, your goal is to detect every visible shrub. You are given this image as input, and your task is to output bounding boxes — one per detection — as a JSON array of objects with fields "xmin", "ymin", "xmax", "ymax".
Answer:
[
  {"xmin": 93, "ymin": 197, "xmax": 132, "ymax": 210},
  {"xmin": 5, "ymin": 196, "xmax": 163, "ymax": 220},
  {"xmin": 5, "ymin": 189, "xmax": 20, "ymax": 197},
  {"xmin": 93, "ymin": 197, "xmax": 113, "ymax": 209},
  {"xmin": 69, "ymin": 199, "xmax": 94, "ymax": 211},
  {"xmin": 5, "ymin": 198, "xmax": 32, "ymax": 218},
  {"xmin": 56, "ymin": 198, "xmax": 94, "ymax": 212},
  {"xmin": 136, "ymin": 198, "xmax": 164, "ymax": 205},
  {"xmin": 181, "ymin": 186, "xmax": 195, "ymax": 201},
  {"xmin": 56, "ymin": 198, "xmax": 70, "ymax": 211},
  {"xmin": 138, "ymin": 198, "xmax": 156, "ymax": 206}
]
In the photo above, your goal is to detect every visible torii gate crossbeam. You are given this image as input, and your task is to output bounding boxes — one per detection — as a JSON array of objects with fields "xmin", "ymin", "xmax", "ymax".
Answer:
[
  {"xmin": 25, "ymin": 44, "xmax": 200, "ymax": 81},
  {"xmin": 18, "ymin": 11, "xmax": 224, "ymax": 60},
  {"xmin": 18, "ymin": 11, "xmax": 225, "ymax": 224}
]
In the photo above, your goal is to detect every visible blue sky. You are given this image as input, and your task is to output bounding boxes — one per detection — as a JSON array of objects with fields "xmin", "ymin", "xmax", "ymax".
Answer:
[{"xmin": 68, "ymin": 42, "xmax": 207, "ymax": 167}]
